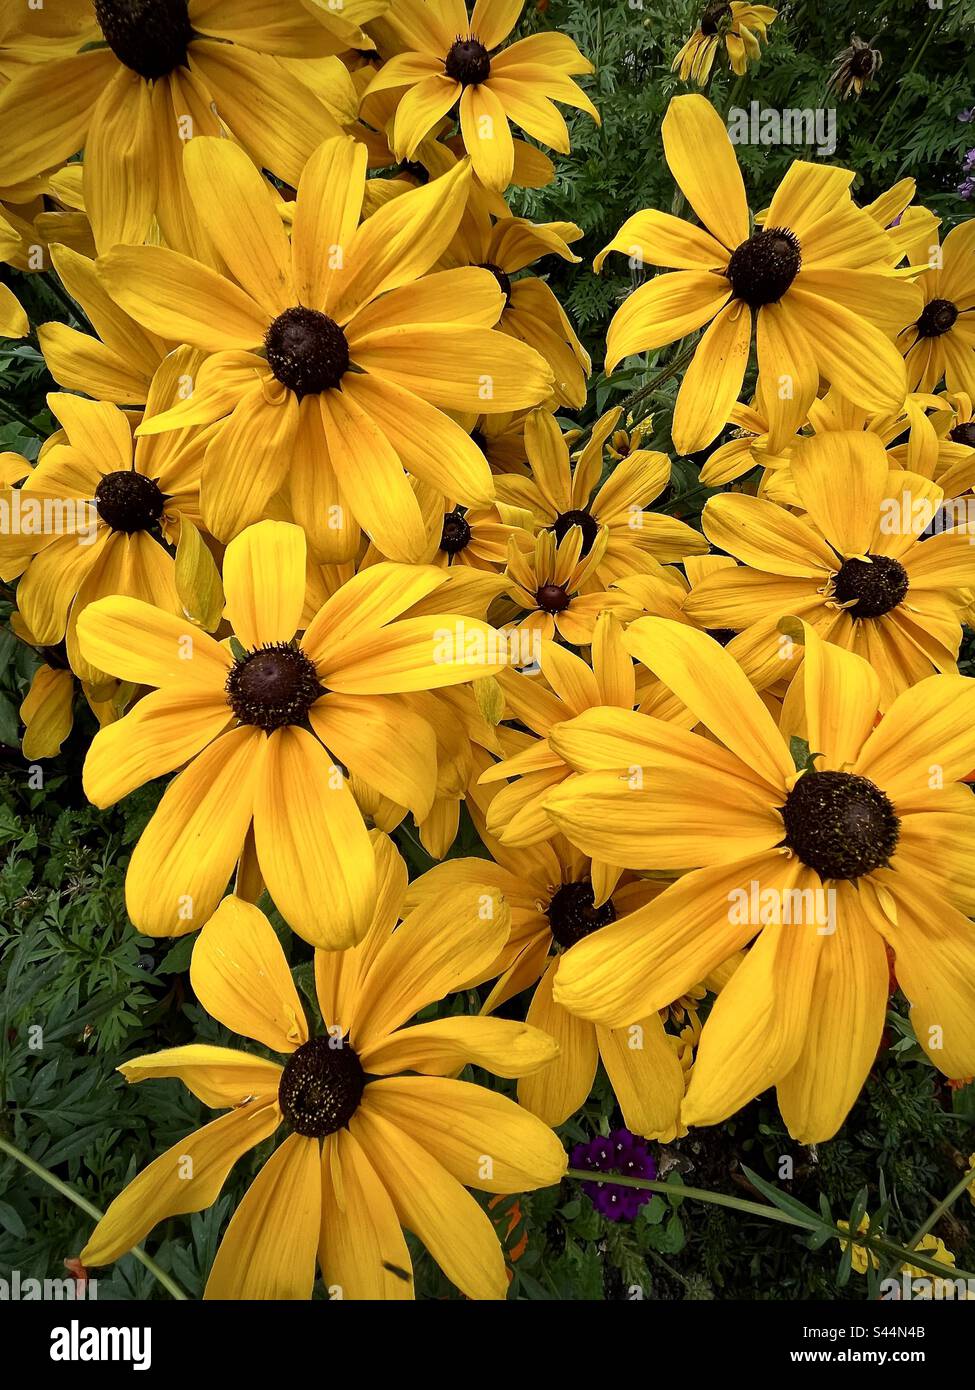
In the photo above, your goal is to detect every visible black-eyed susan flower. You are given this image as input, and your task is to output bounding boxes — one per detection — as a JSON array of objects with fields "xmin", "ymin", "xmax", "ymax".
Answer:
[
  {"xmin": 101, "ymin": 135, "xmax": 553, "ymax": 561},
  {"xmin": 827, "ymin": 34, "xmax": 883, "ymax": 101},
  {"xmin": 80, "ymin": 845, "xmax": 565, "ymax": 1300},
  {"xmin": 408, "ymin": 831, "xmax": 690, "ymax": 1139},
  {"xmin": 0, "ymin": 0, "xmax": 363, "ymax": 255},
  {"xmin": 365, "ymin": 0, "xmax": 598, "ymax": 193},
  {"xmin": 497, "ymin": 408, "xmax": 708, "ymax": 581},
  {"xmin": 498, "ymin": 525, "xmax": 640, "ymax": 646},
  {"xmin": 546, "ymin": 619, "xmax": 975, "ymax": 1141},
  {"xmin": 77, "ymin": 520, "xmax": 508, "ymax": 947},
  {"xmin": 480, "ymin": 613, "xmax": 667, "ymax": 856},
  {"xmin": 684, "ymin": 431, "xmax": 975, "ymax": 709},
  {"xmin": 899, "ymin": 220, "xmax": 975, "ymax": 397},
  {"xmin": 0, "ymin": 355, "xmax": 215, "ymax": 683},
  {"xmin": 672, "ymin": 3, "xmax": 777, "ymax": 86},
  {"xmin": 597, "ymin": 94, "xmax": 920, "ymax": 454}
]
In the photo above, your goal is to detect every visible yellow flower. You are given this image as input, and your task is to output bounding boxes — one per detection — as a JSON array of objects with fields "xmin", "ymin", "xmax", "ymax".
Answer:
[
  {"xmin": 902, "ymin": 1234, "xmax": 957, "ymax": 1282},
  {"xmin": 77, "ymin": 519, "xmax": 507, "ymax": 947},
  {"xmin": 685, "ymin": 431, "xmax": 975, "ymax": 709},
  {"xmin": 479, "ymin": 612, "xmax": 684, "ymax": 856},
  {"xmin": 0, "ymin": 0, "xmax": 363, "ymax": 255},
  {"xmin": 365, "ymin": 0, "xmax": 599, "ymax": 193},
  {"xmin": 597, "ymin": 95, "xmax": 920, "ymax": 454},
  {"xmin": 497, "ymin": 408, "xmax": 708, "ymax": 581},
  {"xmin": 968, "ymin": 1154, "xmax": 975, "ymax": 1207},
  {"xmin": 99, "ymin": 135, "xmax": 552, "ymax": 561},
  {"xmin": 545, "ymin": 619, "xmax": 975, "ymax": 1141},
  {"xmin": 900, "ymin": 221, "xmax": 975, "ymax": 396},
  {"xmin": 499, "ymin": 524, "xmax": 641, "ymax": 646},
  {"xmin": 409, "ymin": 828, "xmax": 694, "ymax": 1140},
  {"xmin": 673, "ymin": 4, "xmax": 777, "ymax": 86},
  {"xmin": 80, "ymin": 843, "xmax": 565, "ymax": 1300},
  {"xmin": 0, "ymin": 354, "xmax": 215, "ymax": 683}
]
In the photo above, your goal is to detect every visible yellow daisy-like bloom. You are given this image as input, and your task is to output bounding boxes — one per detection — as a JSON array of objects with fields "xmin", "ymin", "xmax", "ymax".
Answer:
[
  {"xmin": 448, "ymin": 209, "xmax": 590, "ymax": 409},
  {"xmin": 407, "ymin": 824, "xmax": 690, "ymax": 1139},
  {"xmin": 38, "ymin": 244, "xmax": 176, "ymax": 406},
  {"xmin": 597, "ymin": 95, "xmax": 920, "ymax": 454},
  {"xmin": 544, "ymin": 618, "xmax": 975, "ymax": 1142},
  {"xmin": 20, "ymin": 664, "xmax": 75, "ymax": 760},
  {"xmin": 100, "ymin": 135, "xmax": 552, "ymax": 561},
  {"xmin": 672, "ymin": 3, "xmax": 777, "ymax": 86},
  {"xmin": 80, "ymin": 846, "xmax": 566, "ymax": 1301},
  {"xmin": 685, "ymin": 432, "xmax": 975, "ymax": 709},
  {"xmin": 0, "ymin": 355, "xmax": 214, "ymax": 683},
  {"xmin": 480, "ymin": 613, "xmax": 663, "ymax": 861},
  {"xmin": 838, "ymin": 1215, "xmax": 878, "ymax": 1274},
  {"xmin": 498, "ymin": 408, "xmax": 708, "ymax": 582},
  {"xmin": 499, "ymin": 523, "xmax": 640, "ymax": 646},
  {"xmin": 365, "ymin": 0, "xmax": 599, "ymax": 194},
  {"xmin": 0, "ymin": 0, "xmax": 369, "ymax": 256},
  {"xmin": 77, "ymin": 519, "xmax": 508, "ymax": 948},
  {"xmin": 899, "ymin": 221, "xmax": 975, "ymax": 396}
]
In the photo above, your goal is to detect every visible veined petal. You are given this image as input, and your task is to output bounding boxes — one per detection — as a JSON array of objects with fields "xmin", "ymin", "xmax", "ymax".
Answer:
[
  {"xmin": 125, "ymin": 725, "xmax": 263, "ymax": 936},
  {"xmin": 191, "ymin": 895, "xmax": 309, "ymax": 1053},
  {"xmin": 77, "ymin": 595, "xmax": 231, "ymax": 690},
  {"xmin": 319, "ymin": 1130, "xmax": 413, "ymax": 1301},
  {"xmin": 204, "ymin": 1133, "xmax": 321, "ymax": 1300},
  {"xmin": 661, "ymin": 94, "xmax": 749, "ymax": 252},
  {"xmin": 223, "ymin": 519, "xmax": 306, "ymax": 647},
  {"xmin": 254, "ymin": 726, "xmax": 376, "ymax": 950}
]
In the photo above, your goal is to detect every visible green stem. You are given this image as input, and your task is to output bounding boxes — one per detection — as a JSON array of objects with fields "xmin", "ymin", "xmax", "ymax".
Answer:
[
  {"xmin": 874, "ymin": 12, "xmax": 941, "ymax": 148},
  {"xmin": 573, "ymin": 341, "xmax": 698, "ymax": 454},
  {"xmin": 878, "ymin": 1164, "xmax": 975, "ymax": 1285},
  {"xmin": 0, "ymin": 398, "xmax": 39, "ymax": 433},
  {"xmin": 0, "ymin": 1133, "xmax": 188, "ymax": 1300},
  {"xmin": 41, "ymin": 271, "xmax": 92, "ymax": 330},
  {"xmin": 565, "ymin": 1169, "xmax": 975, "ymax": 1281}
]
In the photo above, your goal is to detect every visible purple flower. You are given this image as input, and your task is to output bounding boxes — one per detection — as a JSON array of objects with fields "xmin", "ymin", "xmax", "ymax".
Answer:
[
  {"xmin": 959, "ymin": 109, "xmax": 974, "ymax": 124},
  {"xmin": 570, "ymin": 1127, "xmax": 657, "ymax": 1223}
]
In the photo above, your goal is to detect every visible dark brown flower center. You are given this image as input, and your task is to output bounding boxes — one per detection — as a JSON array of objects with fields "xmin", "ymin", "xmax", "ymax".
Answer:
[
  {"xmin": 94, "ymin": 0, "xmax": 191, "ymax": 81},
  {"xmin": 445, "ymin": 36, "xmax": 491, "ymax": 85},
  {"xmin": 950, "ymin": 422, "xmax": 975, "ymax": 448},
  {"xmin": 850, "ymin": 47, "xmax": 877, "ymax": 78},
  {"xmin": 536, "ymin": 582, "xmax": 572, "ymax": 614},
  {"xmin": 552, "ymin": 509, "xmax": 599, "ymax": 556},
  {"xmin": 917, "ymin": 298, "xmax": 958, "ymax": 339},
  {"xmin": 265, "ymin": 307, "xmax": 350, "ymax": 398},
  {"xmin": 226, "ymin": 643, "xmax": 322, "ymax": 732},
  {"xmin": 278, "ymin": 1035, "xmax": 365, "ymax": 1138},
  {"xmin": 94, "ymin": 470, "xmax": 166, "ymax": 533},
  {"xmin": 833, "ymin": 553, "xmax": 908, "ymax": 618},
  {"xmin": 781, "ymin": 770, "xmax": 899, "ymax": 881},
  {"xmin": 479, "ymin": 261, "xmax": 512, "ymax": 306},
  {"xmin": 727, "ymin": 227, "xmax": 802, "ymax": 307},
  {"xmin": 547, "ymin": 881, "xmax": 617, "ymax": 950},
  {"xmin": 700, "ymin": 2, "xmax": 731, "ymax": 36},
  {"xmin": 440, "ymin": 509, "xmax": 472, "ymax": 555}
]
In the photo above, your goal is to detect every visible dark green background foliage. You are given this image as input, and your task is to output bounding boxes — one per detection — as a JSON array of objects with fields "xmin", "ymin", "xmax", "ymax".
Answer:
[{"xmin": 1, "ymin": 0, "xmax": 974, "ymax": 1301}]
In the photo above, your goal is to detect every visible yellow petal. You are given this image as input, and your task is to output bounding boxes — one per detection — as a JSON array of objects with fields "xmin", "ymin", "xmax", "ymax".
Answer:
[
  {"xmin": 661, "ymin": 94, "xmax": 749, "ymax": 252},
  {"xmin": 191, "ymin": 896, "xmax": 309, "ymax": 1053},
  {"xmin": 363, "ymin": 1075, "xmax": 567, "ymax": 1192},
  {"xmin": 351, "ymin": 1104, "xmax": 507, "ymax": 1300},
  {"xmin": 672, "ymin": 299, "xmax": 751, "ymax": 454},
  {"xmin": 125, "ymin": 725, "xmax": 262, "ymax": 936},
  {"xmin": 319, "ymin": 1129, "xmax": 413, "ymax": 1300},
  {"xmin": 518, "ymin": 957, "xmax": 598, "ymax": 1126},
  {"xmin": 253, "ymin": 726, "xmax": 376, "ymax": 950},
  {"xmin": 204, "ymin": 1134, "xmax": 321, "ymax": 1300},
  {"xmin": 460, "ymin": 81, "xmax": 514, "ymax": 192},
  {"xmin": 119, "ymin": 1044, "xmax": 282, "ymax": 1109},
  {"xmin": 223, "ymin": 519, "xmax": 305, "ymax": 647},
  {"xmin": 360, "ymin": 1015, "xmax": 559, "ymax": 1079},
  {"xmin": 597, "ymin": 1012, "xmax": 686, "ymax": 1141},
  {"xmin": 77, "ymin": 595, "xmax": 231, "ymax": 689}
]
